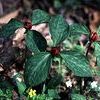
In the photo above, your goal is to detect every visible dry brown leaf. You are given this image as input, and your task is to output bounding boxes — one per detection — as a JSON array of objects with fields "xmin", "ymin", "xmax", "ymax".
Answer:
[
  {"xmin": 0, "ymin": 8, "xmax": 21, "ymax": 24},
  {"xmin": 13, "ymin": 27, "xmax": 26, "ymax": 49}
]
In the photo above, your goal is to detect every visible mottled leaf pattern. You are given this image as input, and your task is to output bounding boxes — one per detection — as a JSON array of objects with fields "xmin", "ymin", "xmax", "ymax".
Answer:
[
  {"xmin": 69, "ymin": 24, "xmax": 90, "ymax": 35},
  {"xmin": 24, "ymin": 52, "xmax": 51, "ymax": 86},
  {"xmin": 32, "ymin": 9, "xmax": 50, "ymax": 24},
  {"xmin": 71, "ymin": 94, "xmax": 86, "ymax": 100},
  {"xmin": 49, "ymin": 15, "xmax": 69, "ymax": 46},
  {"xmin": 25, "ymin": 30, "xmax": 47, "ymax": 53},
  {"xmin": 60, "ymin": 51, "xmax": 92, "ymax": 77},
  {"xmin": 94, "ymin": 43, "xmax": 100, "ymax": 67},
  {"xmin": 0, "ymin": 19, "xmax": 23, "ymax": 38},
  {"xmin": 97, "ymin": 26, "xmax": 100, "ymax": 35}
]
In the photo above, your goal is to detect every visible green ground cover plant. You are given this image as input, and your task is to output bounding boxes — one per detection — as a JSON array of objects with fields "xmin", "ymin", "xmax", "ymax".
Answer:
[{"xmin": 0, "ymin": 9, "xmax": 100, "ymax": 100}]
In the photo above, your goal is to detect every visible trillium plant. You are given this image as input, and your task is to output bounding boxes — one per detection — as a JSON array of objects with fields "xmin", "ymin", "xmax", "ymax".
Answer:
[{"xmin": 0, "ymin": 9, "xmax": 100, "ymax": 99}]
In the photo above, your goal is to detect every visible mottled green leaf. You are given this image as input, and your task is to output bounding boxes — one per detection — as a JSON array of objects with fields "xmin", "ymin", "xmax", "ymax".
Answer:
[
  {"xmin": 13, "ymin": 74, "xmax": 26, "ymax": 95},
  {"xmin": 60, "ymin": 51, "xmax": 92, "ymax": 77},
  {"xmin": 47, "ymin": 73, "xmax": 62, "ymax": 89},
  {"xmin": 92, "ymin": 68, "xmax": 100, "ymax": 76},
  {"xmin": 0, "ymin": 89, "xmax": 3, "ymax": 95},
  {"xmin": 16, "ymin": 81, "xmax": 26, "ymax": 95},
  {"xmin": 97, "ymin": 26, "xmax": 100, "ymax": 35},
  {"xmin": 94, "ymin": 43, "xmax": 100, "ymax": 67},
  {"xmin": 72, "ymin": 45, "xmax": 85, "ymax": 54},
  {"xmin": 71, "ymin": 94, "xmax": 86, "ymax": 100},
  {"xmin": 32, "ymin": 9, "xmax": 50, "ymax": 24},
  {"xmin": 69, "ymin": 24, "xmax": 90, "ymax": 35},
  {"xmin": 48, "ymin": 89, "xmax": 60, "ymax": 99},
  {"xmin": 0, "ymin": 19, "xmax": 23, "ymax": 38},
  {"xmin": 25, "ymin": 30, "xmax": 47, "ymax": 53},
  {"xmin": 24, "ymin": 52, "xmax": 51, "ymax": 86},
  {"xmin": 49, "ymin": 15, "xmax": 69, "ymax": 46},
  {"xmin": 54, "ymin": 0, "xmax": 62, "ymax": 9}
]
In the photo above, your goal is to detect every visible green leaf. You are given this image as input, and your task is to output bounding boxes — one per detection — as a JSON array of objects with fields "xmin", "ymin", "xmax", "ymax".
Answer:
[
  {"xmin": 0, "ymin": 19, "xmax": 23, "ymax": 38},
  {"xmin": 49, "ymin": 15, "xmax": 69, "ymax": 46},
  {"xmin": 47, "ymin": 73, "xmax": 62, "ymax": 89},
  {"xmin": 54, "ymin": 0, "xmax": 62, "ymax": 9},
  {"xmin": 48, "ymin": 89, "xmax": 60, "ymax": 99},
  {"xmin": 92, "ymin": 68, "xmax": 100, "ymax": 76},
  {"xmin": 16, "ymin": 81, "xmax": 26, "ymax": 95},
  {"xmin": 25, "ymin": 30, "xmax": 47, "ymax": 53},
  {"xmin": 5, "ymin": 89, "xmax": 13, "ymax": 99},
  {"xmin": 24, "ymin": 52, "xmax": 52, "ymax": 87},
  {"xmin": 68, "ymin": 24, "xmax": 89, "ymax": 42},
  {"xmin": 0, "ymin": 89, "xmax": 4, "ymax": 95},
  {"xmin": 32, "ymin": 9, "xmax": 50, "ymax": 24},
  {"xmin": 94, "ymin": 43, "xmax": 100, "ymax": 67},
  {"xmin": 72, "ymin": 45, "xmax": 85, "ymax": 54},
  {"xmin": 0, "ymin": 88, "xmax": 13, "ymax": 99},
  {"xmin": 60, "ymin": 51, "xmax": 92, "ymax": 77},
  {"xmin": 13, "ymin": 73, "xmax": 26, "ymax": 95},
  {"xmin": 69, "ymin": 24, "xmax": 90, "ymax": 35},
  {"xmin": 71, "ymin": 94, "xmax": 86, "ymax": 100},
  {"xmin": 97, "ymin": 26, "xmax": 100, "ymax": 35}
]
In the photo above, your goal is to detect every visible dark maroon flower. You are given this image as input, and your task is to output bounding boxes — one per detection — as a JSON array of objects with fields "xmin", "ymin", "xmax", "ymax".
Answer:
[
  {"xmin": 23, "ymin": 17, "xmax": 32, "ymax": 30},
  {"xmin": 90, "ymin": 32, "xmax": 98, "ymax": 42},
  {"xmin": 50, "ymin": 47, "xmax": 60, "ymax": 56},
  {"xmin": 24, "ymin": 22, "xmax": 32, "ymax": 30}
]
